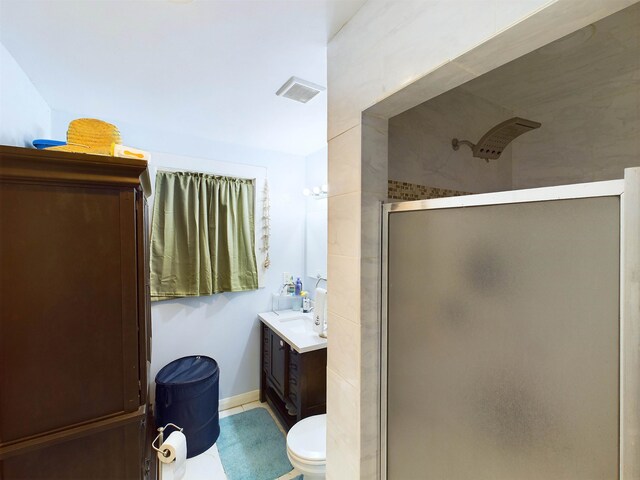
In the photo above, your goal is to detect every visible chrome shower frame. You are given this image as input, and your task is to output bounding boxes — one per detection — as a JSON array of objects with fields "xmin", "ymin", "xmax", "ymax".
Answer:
[{"xmin": 380, "ymin": 168, "xmax": 640, "ymax": 479}]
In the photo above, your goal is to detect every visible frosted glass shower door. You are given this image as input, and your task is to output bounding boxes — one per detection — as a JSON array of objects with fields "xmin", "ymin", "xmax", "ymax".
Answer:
[{"xmin": 384, "ymin": 195, "xmax": 621, "ymax": 479}]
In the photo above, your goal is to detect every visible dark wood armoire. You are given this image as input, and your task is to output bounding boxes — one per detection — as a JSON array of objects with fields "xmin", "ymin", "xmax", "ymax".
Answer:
[{"xmin": 0, "ymin": 146, "xmax": 154, "ymax": 479}]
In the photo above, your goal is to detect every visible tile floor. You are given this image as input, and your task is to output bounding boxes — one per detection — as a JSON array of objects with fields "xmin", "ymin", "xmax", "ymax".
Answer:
[{"xmin": 175, "ymin": 400, "xmax": 301, "ymax": 480}]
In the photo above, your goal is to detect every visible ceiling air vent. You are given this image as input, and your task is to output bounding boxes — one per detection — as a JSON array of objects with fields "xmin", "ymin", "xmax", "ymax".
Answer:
[{"xmin": 276, "ymin": 76, "xmax": 325, "ymax": 103}]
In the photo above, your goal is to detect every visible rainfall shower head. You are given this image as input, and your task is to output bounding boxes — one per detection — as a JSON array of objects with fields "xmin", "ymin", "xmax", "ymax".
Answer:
[{"xmin": 452, "ymin": 117, "xmax": 541, "ymax": 161}]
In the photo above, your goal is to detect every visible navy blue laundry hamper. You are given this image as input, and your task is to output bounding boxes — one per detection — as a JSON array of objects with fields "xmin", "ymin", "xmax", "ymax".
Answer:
[{"xmin": 155, "ymin": 355, "xmax": 220, "ymax": 458}]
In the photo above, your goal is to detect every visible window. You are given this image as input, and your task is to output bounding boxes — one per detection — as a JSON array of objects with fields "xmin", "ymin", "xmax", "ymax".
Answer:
[{"xmin": 150, "ymin": 171, "xmax": 258, "ymax": 301}]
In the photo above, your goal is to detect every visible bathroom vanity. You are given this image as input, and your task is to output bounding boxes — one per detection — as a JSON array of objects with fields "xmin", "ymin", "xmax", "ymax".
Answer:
[{"xmin": 258, "ymin": 310, "xmax": 327, "ymax": 430}]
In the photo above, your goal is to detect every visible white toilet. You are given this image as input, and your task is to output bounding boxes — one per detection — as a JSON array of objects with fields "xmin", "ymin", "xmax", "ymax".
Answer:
[{"xmin": 286, "ymin": 414, "xmax": 327, "ymax": 479}]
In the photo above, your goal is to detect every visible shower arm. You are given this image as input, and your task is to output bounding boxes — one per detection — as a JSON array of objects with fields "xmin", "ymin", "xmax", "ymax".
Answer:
[
  {"xmin": 451, "ymin": 138, "xmax": 475, "ymax": 151},
  {"xmin": 451, "ymin": 138, "xmax": 490, "ymax": 163}
]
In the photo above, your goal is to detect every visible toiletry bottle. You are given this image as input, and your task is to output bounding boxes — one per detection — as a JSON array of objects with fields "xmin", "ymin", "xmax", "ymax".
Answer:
[
  {"xmin": 293, "ymin": 296, "xmax": 302, "ymax": 311},
  {"xmin": 301, "ymin": 291, "xmax": 310, "ymax": 312},
  {"xmin": 295, "ymin": 277, "xmax": 303, "ymax": 296}
]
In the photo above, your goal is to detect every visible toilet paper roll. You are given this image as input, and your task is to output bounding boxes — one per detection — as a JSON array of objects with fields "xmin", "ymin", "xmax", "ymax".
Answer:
[
  {"xmin": 160, "ymin": 459, "xmax": 187, "ymax": 480},
  {"xmin": 158, "ymin": 431, "xmax": 187, "ymax": 480}
]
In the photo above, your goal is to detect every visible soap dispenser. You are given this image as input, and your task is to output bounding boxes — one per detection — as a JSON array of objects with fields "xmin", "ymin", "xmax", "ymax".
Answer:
[{"xmin": 301, "ymin": 292, "xmax": 311, "ymax": 313}]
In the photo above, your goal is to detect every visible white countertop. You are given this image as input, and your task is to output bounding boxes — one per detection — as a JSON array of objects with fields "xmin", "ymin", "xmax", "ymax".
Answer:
[{"xmin": 258, "ymin": 309, "xmax": 327, "ymax": 353}]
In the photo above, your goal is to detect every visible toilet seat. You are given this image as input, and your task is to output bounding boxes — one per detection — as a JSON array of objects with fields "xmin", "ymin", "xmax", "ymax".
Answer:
[
  {"xmin": 286, "ymin": 414, "xmax": 326, "ymax": 463},
  {"xmin": 287, "ymin": 448, "xmax": 326, "ymax": 466}
]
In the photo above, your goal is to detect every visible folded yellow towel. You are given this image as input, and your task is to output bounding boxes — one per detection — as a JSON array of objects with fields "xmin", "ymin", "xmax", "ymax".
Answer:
[{"xmin": 111, "ymin": 143, "xmax": 150, "ymax": 161}]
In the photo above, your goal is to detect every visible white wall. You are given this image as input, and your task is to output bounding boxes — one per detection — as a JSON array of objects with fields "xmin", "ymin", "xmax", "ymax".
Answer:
[
  {"xmin": 305, "ymin": 145, "xmax": 328, "ymax": 187},
  {"xmin": 304, "ymin": 146, "xmax": 328, "ymax": 288},
  {"xmin": 0, "ymin": 42, "xmax": 50, "ymax": 147},
  {"xmin": 53, "ymin": 110, "xmax": 307, "ymax": 402}
]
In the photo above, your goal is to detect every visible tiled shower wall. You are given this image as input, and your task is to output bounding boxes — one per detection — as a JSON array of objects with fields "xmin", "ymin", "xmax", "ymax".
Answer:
[
  {"xmin": 387, "ymin": 180, "xmax": 469, "ymax": 201},
  {"xmin": 326, "ymin": 1, "xmax": 636, "ymax": 478},
  {"xmin": 387, "ymin": 88, "xmax": 513, "ymax": 194},
  {"xmin": 387, "ymin": 4, "xmax": 640, "ymax": 194}
]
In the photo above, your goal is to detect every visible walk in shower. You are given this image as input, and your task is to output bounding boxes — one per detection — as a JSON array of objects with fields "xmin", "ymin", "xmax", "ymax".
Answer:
[{"xmin": 381, "ymin": 169, "xmax": 640, "ymax": 479}]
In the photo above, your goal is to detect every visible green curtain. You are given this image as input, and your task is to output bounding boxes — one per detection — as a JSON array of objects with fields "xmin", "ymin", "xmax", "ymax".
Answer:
[{"xmin": 150, "ymin": 171, "xmax": 259, "ymax": 301}]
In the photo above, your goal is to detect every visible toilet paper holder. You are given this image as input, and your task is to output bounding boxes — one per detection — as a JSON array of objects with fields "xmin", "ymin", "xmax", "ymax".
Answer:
[{"xmin": 152, "ymin": 423, "xmax": 184, "ymax": 459}]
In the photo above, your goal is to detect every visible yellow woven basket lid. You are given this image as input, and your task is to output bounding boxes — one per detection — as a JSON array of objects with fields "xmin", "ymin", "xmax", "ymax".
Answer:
[{"xmin": 46, "ymin": 118, "xmax": 121, "ymax": 155}]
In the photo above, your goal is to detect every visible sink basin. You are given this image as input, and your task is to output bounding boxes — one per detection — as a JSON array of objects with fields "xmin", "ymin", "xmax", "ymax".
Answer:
[
  {"xmin": 280, "ymin": 316, "xmax": 314, "ymax": 333},
  {"xmin": 258, "ymin": 310, "xmax": 327, "ymax": 353}
]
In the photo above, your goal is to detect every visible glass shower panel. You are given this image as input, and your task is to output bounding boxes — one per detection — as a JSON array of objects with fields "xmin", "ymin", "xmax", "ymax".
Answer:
[{"xmin": 387, "ymin": 197, "xmax": 620, "ymax": 479}]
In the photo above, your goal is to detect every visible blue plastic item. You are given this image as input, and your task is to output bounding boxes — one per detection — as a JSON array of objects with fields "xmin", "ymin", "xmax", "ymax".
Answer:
[
  {"xmin": 32, "ymin": 139, "xmax": 66, "ymax": 149},
  {"xmin": 295, "ymin": 277, "xmax": 303, "ymax": 296},
  {"xmin": 155, "ymin": 355, "xmax": 220, "ymax": 458}
]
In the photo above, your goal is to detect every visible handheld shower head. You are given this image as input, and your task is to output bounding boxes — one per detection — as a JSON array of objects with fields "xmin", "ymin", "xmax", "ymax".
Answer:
[{"xmin": 452, "ymin": 117, "xmax": 541, "ymax": 161}]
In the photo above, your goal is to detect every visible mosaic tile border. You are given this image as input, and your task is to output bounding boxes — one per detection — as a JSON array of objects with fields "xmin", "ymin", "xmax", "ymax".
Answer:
[{"xmin": 388, "ymin": 179, "xmax": 471, "ymax": 201}]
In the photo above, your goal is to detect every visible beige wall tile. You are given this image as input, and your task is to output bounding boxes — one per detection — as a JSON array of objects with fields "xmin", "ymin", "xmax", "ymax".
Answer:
[
  {"xmin": 360, "ymin": 191, "xmax": 385, "ymax": 260},
  {"xmin": 455, "ymin": 0, "xmax": 637, "ymax": 78},
  {"xmin": 367, "ymin": 60, "xmax": 477, "ymax": 120},
  {"xmin": 362, "ymin": 114, "xmax": 388, "ymax": 195},
  {"xmin": 326, "ymin": 367, "xmax": 361, "ymax": 478},
  {"xmin": 512, "ymin": 68, "xmax": 640, "ymax": 188},
  {"xmin": 328, "ymin": 0, "xmax": 556, "ymax": 140},
  {"xmin": 328, "ymin": 192, "xmax": 361, "ymax": 257},
  {"xmin": 327, "ymin": 312, "xmax": 361, "ymax": 388},
  {"xmin": 327, "ymin": 253, "xmax": 360, "ymax": 322},
  {"xmin": 328, "ymin": 0, "xmax": 632, "ymax": 141},
  {"xmin": 360, "ymin": 450, "xmax": 379, "ymax": 480},
  {"xmin": 328, "ymin": 125, "xmax": 362, "ymax": 197},
  {"xmin": 360, "ymin": 257, "xmax": 381, "ymax": 379},
  {"xmin": 327, "ymin": 428, "xmax": 360, "ymax": 479},
  {"xmin": 328, "ymin": 12, "xmax": 384, "ymax": 140},
  {"xmin": 327, "ymin": 367, "xmax": 360, "ymax": 439},
  {"xmin": 378, "ymin": 1, "xmax": 497, "ymax": 96},
  {"xmin": 359, "ymin": 256, "xmax": 381, "ymax": 480}
]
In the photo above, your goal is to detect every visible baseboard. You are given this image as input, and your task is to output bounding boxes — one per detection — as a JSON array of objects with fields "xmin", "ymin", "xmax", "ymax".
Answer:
[{"xmin": 218, "ymin": 389, "xmax": 260, "ymax": 411}]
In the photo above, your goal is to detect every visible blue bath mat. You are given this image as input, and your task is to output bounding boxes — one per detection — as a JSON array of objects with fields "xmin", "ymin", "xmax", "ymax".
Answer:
[{"xmin": 217, "ymin": 407, "xmax": 293, "ymax": 480}]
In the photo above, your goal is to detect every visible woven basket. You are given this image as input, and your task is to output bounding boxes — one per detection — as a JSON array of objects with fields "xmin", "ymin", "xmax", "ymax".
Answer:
[{"xmin": 46, "ymin": 118, "xmax": 121, "ymax": 155}]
